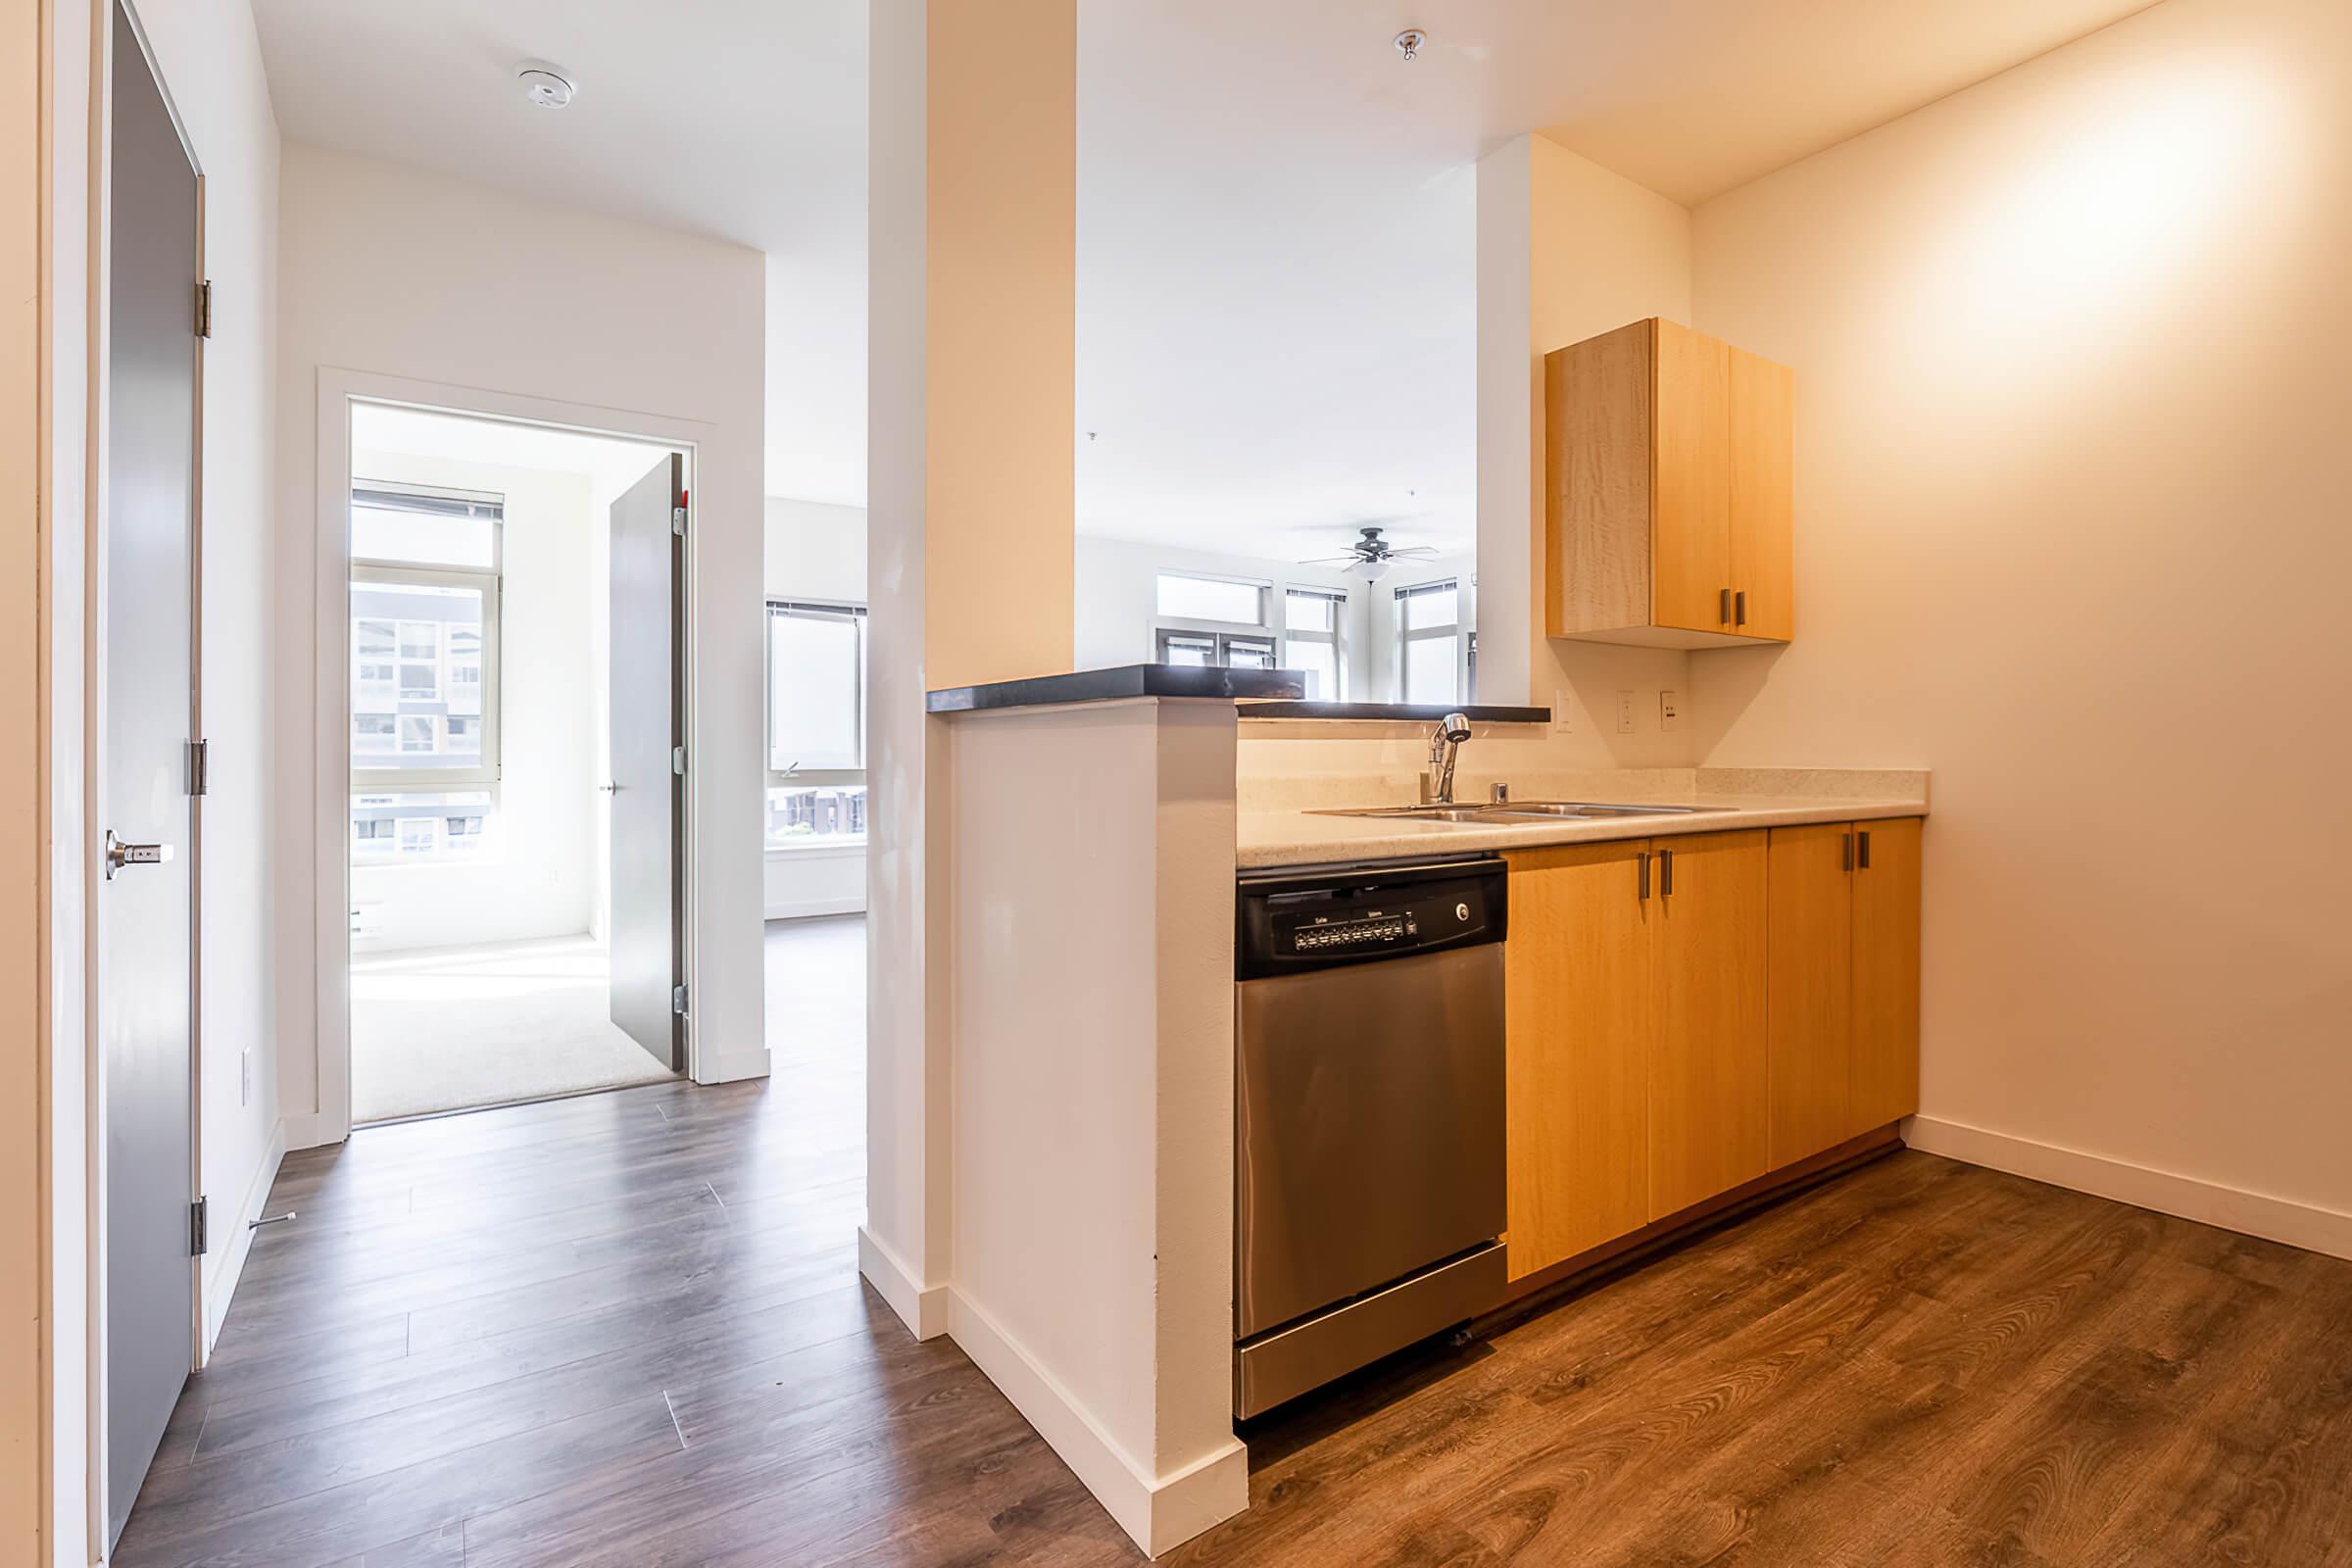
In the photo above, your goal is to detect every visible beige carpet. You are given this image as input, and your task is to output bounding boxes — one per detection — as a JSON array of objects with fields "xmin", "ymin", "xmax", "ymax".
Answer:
[{"xmin": 351, "ymin": 935, "xmax": 675, "ymax": 1123}]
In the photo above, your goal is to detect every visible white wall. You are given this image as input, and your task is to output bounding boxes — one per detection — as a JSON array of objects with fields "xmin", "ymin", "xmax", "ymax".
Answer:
[
  {"xmin": 1687, "ymin": 0, "xmax": 2352, "ymax": 1231},
  {"xmin": 944, "ymin": 700, "xmax": 1247, "ymax": 1552},
  {"xmin": 275, "ymin": 142, "xmax": 768, "ymax": 1132},
  {"xmin": 347, "ymin": 449, "xmax": 597, "ymax": 955},
  {"xmin": 763, "ymin": 497, "xmax": 869, "ymax": 921},
  {"xmin": 133, "ymin": 0, "xmax": 285, "ymax": 1353},
  {"xmin": 765, "ymin": 496, "xmax": 867, "ymax": 602}
]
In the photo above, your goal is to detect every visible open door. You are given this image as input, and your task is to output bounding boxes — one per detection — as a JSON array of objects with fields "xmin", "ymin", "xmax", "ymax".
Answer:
[
  {"xmin": 101, "ymin": 0, "xmax": 201, "ymax": 1544},
  {"xmin": 608, "ymin": 455, "xmax": 685, "ymax": 1069}
]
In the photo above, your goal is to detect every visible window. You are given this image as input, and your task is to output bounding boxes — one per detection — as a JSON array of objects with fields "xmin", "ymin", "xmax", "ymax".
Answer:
[
  {"xmin": 1396, "ymin": 578, "xmax": 1464, "ymax": 706},
  {"xmin": 765, "ymin": 783, "xmax": 868, "ymax": 849},
  {"xmin": 767, "ymin": 601, "xmax": 866, "ymax": 777},
  {"xmin": 351, "ymin": 790, "xmax": 494, "ymax": 864},
  {"xmin": 1155, "ymin": 628, "xmax": 1278, "ymax": 669},
  {"xmin": 1154, "ymin": 572, "xmax": 1266, "ymax": 625},
  {"xmin": 350, "ymin": 480, "xmax": 503, "ymax": 865},
  {"xmin": 1284, "ymin": 588, "xmax": 1345, "ymax": 701}
]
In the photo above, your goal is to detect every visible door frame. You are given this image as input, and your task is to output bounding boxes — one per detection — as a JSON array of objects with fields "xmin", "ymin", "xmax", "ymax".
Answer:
[
  {"xmin": 84, "ymin": 0, "xmax": 207, "ymax": 1541},
  {"xmin": 310, "ymin": 368, "xmax": 709, "ymax": 1143}
]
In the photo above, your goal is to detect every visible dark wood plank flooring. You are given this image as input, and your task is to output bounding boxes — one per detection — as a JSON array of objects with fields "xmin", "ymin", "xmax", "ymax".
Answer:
[{"xmin": 121, "ymin": 927, "xmax": 2352, "ymax": 1565}]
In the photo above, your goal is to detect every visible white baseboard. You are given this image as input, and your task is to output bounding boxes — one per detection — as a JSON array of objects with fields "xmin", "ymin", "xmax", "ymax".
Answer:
[
  {"xmin": 857, "ymin": 1226, "xmax": 949, "ymax": 1341},
  {"xmin": 281, "ymin": 1110, "xmax": 334, "ymax": 1152},
  {"xmin": 695, "ymin": 1046, "xmax": 771, "ymax": 1086},
  {"xmin": 1905, "ymin": 1115, "xmax": 2352, "ymax": 1262},
  {"xmin": 200, "ymin": 1117, "xmax": 287, "ymax": 1358},
  {"xmin": 763, "ymin": 895, "xmax": 867, "ymax": 920},
  {"xmin": 947, "ymin": 1288, "xmax": 1248, "ymax": 1558}
]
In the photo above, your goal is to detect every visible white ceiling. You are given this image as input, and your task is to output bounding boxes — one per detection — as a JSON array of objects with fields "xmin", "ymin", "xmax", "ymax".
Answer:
[
  {"xmin": 250, "ymin": 0, "xmax": 869, "ymax": 508},
  {"xmin": 254, "ymin": 0, "xmax": 2154, "ymax": 556}
]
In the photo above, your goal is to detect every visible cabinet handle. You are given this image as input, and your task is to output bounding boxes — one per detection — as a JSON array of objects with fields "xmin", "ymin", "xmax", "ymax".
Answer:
[
  {"xmin": 1841, "ymin": 832, "xmax": 1853, "ymax": 872},
  {"xmin": 1719, "ymin": 587, "xmax": 1732, "ymax": 625},
  {"xmin": 1735, "ymin": 590, "xmax": 1748, "ymax": 627},
  {"xmin": 1659, "ymin": 847, "xmax": 1675, "ymax": 897},
  {"xmin": 1637, "ymin": 850, "xmax": 1650, "ymax": 901},
  {"xmin": 1858, "ymin": 830, "xmax": 1872, "ymax": 870}
]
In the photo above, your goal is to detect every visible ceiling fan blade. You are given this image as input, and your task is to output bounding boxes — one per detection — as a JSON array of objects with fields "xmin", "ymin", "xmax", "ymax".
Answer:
[
  {"xmin": 1296, "ymin": 553, "xmax": 1365, "ymax": 565},
  {"xmin": 1390, "ymin": 547, "xmax": 1442, "ymax": 560}
]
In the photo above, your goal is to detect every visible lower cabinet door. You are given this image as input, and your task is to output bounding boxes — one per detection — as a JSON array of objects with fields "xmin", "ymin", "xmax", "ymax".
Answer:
[
  {"xmin": 1767, "ymin": 822, "xmax": 1855, "ymax": 1166},
  {"xmin": 1850, "ymin": 818, "xmax": 1923, "ymax": 1130},
  {"xmin": 1503, "ymin": 843, "xmax": 1653, "ymax": 1281},
  {"xmin": 1648, "ymin": 829, "xmax": 1770, "ymax": 1219}
]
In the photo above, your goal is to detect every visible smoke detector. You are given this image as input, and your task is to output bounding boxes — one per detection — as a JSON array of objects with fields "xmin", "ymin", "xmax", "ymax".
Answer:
[
  {"xmin": 1394, "ymin": 28, "xmax": 1426, "ymax": 62},
  {"xmin": 516, "ymin": 63, "xmax": 577, "ymax": 110}
]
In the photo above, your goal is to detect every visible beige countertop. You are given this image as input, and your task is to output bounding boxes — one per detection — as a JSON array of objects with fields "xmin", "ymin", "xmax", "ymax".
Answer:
[{"xmin": 1236, "ymin": 779, "xmax": 1927, "ymax": 868}]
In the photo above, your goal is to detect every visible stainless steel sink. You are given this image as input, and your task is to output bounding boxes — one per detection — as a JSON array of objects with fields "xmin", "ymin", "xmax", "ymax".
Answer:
[{"xmin": 1311, "ymin": 801, "xmax": 1724, "ymax": 823}]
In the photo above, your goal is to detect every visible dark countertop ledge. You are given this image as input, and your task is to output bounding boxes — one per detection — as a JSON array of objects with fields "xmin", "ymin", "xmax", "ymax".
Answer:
[{"xmin": 925, "ymin": 665, "xmax": 1549, "ymax": 723}]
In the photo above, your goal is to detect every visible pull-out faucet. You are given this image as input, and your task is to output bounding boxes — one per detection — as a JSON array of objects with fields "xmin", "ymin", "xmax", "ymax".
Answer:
[{"xmin": 1422, "ymin": 711, "xmax": 1474, "ymax": 805}]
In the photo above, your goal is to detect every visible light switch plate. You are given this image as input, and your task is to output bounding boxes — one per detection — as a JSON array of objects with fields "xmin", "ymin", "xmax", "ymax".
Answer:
[
  {"xmin": 1659, "ymin": 691, "xmax": 1681, "ymax": 731},
  {"xmin": 1552, "ymin": 690, "xmax": 1573, "ymax": 733},
  {"xmin": 1616, "ymin": 691, "xmax": 1636, "ymax": 734}
]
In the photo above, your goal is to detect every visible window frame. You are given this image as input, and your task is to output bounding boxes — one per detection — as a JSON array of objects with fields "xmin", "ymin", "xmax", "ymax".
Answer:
[
  {"xmin": 1152, "ymin": 569, "xmax": 1269, "ymax": 628},
  {"xmin": 1394, "ymin": 575, "xmax": 1470, "ymax": 707},
  {"xmin": 765, "ymin": 597, "xmax": 868, "ymax": 789},
  {"xmin": 349, "ymin": 479, "xmax": 503, "ymax": 795},
  {"xmin": 1282, "ymin": 586, "xmax": 1347, "ymax": 702}
]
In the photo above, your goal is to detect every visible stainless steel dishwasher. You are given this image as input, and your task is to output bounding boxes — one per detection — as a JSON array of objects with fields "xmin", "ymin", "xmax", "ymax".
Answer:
[{"xmin": 1233, "ymin": 856, "xmax": 1507, "ymax": 1417}]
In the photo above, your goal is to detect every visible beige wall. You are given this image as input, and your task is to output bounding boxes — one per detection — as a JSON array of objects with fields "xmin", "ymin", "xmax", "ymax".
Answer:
[
  {"xmin": 1689, "ymin": 0, "xmax": 2352, "ymax": 1221},
  {"xmin": 863, "ymin": 0, "xmax": 1079, "ymax": 1334},
  {"xmin": 6, "ymin": 0, "xmax": 49, "ymax": 1555},
  {"xmin": 923, "ymin": 0, "xmax": 1075, "ymax": 689}
]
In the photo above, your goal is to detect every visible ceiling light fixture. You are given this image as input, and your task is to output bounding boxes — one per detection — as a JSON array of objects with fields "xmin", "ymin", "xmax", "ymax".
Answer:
[
  {"xmin": 1394, "ymin": 28, "xmax": 1426, "ymax": 62},
  {"xmin": 515, "ymin": 62, "xmax": 578, "ymax": 110}
]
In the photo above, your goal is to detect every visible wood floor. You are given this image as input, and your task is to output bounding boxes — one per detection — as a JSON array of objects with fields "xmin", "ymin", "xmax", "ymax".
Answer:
[{"xmin": 122, "ymin": 929, "xmax": 2352, "ymax": 1565}]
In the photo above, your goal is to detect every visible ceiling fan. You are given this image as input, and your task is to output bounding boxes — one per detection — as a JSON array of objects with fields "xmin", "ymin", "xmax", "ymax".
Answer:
[{"xmin": 1298, "ymin": 525, "xmax": 1440, "ymax": 583}]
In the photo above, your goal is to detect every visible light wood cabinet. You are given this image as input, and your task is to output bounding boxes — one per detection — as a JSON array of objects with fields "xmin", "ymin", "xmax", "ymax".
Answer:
[
  {"xmin": 1646, "ymin": 830, "xmax": 1770, "ymax": 1219},
  {"xmin": 1502, "ymin": 842, "xmax": 1653, "ymax": 1282},
  {"xmin": 1544, "ymin": 318, "xmax": 1794, "ymax": 648},
  {"xmin": 1850, "ymin": 818, "xmax": 1923, "ymax": 1129},
  {"xmin": 1767, "ymin": 818, "xmax": 1924, "ymax": 1168},
  {"xmin": 1767, "ymin": 824, "xmax": 1856, "ymax": 1167},
  {"xmin": 1503, "ymin": 818, "xmax": 1921, "ymax": 1290}
]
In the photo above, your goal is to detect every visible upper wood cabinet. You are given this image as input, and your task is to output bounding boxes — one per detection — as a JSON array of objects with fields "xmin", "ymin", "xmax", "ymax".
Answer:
[{"xmin": 1545, "ymin": 318, "xmax": 1794, "ymax": 648}]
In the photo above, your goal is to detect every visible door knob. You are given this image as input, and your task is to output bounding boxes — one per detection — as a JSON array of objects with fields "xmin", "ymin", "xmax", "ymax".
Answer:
[
  {"xmin": 599, "ymin": 782, "xmax": 621, "ymax": 793},
  {"xmin": 104, "ymin": 830, "xmax": 174, "ymax": 881}
]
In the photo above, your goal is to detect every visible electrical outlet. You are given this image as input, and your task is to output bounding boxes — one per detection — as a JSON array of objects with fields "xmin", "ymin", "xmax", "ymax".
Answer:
[
  {"xmin": 1552, "ymin": 689, "xmax": 1573, "ymax": 733},
  {"xmin": 1616, "ymin": 691, "xmax": 1636, "ymax": 734},
  {"xmin": 1659, "ymin": 691, "xmax": 1681, "ymax": 732}
]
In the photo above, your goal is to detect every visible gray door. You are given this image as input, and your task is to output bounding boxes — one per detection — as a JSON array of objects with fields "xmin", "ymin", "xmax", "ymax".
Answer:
[
  {"xmin": 102, "ymin": 0, "xmax": 200, "ymax": 1545},
  {"xmin": 608, "ymin": 456, "xmax": 684, "ymax": 1069}
]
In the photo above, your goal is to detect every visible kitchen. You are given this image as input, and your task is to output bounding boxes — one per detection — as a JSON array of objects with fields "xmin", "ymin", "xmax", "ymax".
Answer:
[{"xmin": 868, "ymin": 1, "xmax": 2352, "ymax": 1557}]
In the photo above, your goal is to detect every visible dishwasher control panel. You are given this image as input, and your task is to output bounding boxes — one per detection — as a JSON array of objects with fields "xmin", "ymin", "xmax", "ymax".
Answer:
[{"xmin": 1238, "ymin": 858, "xmax": 1505, "ymax": 979}]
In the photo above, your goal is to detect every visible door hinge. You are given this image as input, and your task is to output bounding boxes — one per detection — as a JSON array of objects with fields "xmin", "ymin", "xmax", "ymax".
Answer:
[
  {"xmin": 670, "ymin": 504, "xmax": 687, "ymax": 538},
  {"xmin": 195, "ymin": 280, "xmax": 213, "ymax": 339},
  {"xmin": 671, "ymin": 746, "xmax": 686, "ymax": 776},
  {"xmin": 671, "ymin": 985, "xmax": 689, "ymax": 1016},
  {"xmin": 190, "ymin": 1197, "xmax": 209, "ymax": 1257},
  {"xmin": 187, "ymin": 738, "xmax": 210, "ymax": 797}
]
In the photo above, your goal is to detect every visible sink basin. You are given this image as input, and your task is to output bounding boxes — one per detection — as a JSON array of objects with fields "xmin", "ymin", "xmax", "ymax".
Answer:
[{"xmin": 1311, "ymin": 801, "xmax": 1724, "ymax": 823}]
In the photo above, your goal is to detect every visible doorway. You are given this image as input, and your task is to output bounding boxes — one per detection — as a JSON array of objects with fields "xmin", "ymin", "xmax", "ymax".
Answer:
[
  {"xmin": 335, "ymin": 403, "xmax": 693, "ymax": 1124},
  {"xmin": 97, "ymin": 0, "xmax": 202, "ymax": 1545}
]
